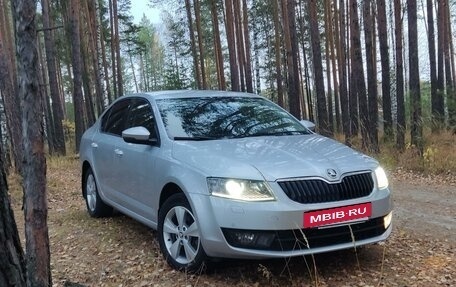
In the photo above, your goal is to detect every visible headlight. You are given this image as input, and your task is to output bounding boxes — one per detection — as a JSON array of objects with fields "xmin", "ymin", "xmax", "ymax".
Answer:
[
  {"xmin": 374, "ymin": 167, "xmax": 389, "ymax": 189},
  {"xmin": 207, "ymin": 178, "xmax": 275, "ymax": 201}
]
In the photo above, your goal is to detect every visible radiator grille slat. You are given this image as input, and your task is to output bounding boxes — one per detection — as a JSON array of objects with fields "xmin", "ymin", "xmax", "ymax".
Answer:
[{"xmin": 278, "ymin": 173, "xmax": 374, "ymax": 204}]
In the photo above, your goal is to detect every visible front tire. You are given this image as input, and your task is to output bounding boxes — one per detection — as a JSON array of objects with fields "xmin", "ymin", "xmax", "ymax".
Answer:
[
  {"xmin": 158, "ymin": 193, "xmax": 207, "ymax": 272},
  {"xmin": 83, "ymin": 168, "xmax": 113, "ymax": 217}
]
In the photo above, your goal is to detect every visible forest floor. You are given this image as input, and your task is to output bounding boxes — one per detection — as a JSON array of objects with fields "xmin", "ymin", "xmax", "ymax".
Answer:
[{"xmin": 8, "ymin": 156, "xmax": 455, "ymax": 287}]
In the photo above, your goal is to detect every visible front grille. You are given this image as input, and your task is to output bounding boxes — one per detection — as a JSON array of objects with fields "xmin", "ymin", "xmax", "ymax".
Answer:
[
  {"xmin": 222, "ymin": 217, "xmax": 386, "ymax": 251},
  {"xmin": 278, "ymin": 172, "xmax": 374, "ymax": 204}
]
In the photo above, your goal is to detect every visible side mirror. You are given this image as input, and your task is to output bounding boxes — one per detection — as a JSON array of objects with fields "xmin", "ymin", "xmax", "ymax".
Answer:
[
  {"xmin": 122, "ymin": 126, "xmax": 157, "ymax": 145},
  {"xmin": 300, "ymin": 120, "xmax": 316, "ymax": 132}
]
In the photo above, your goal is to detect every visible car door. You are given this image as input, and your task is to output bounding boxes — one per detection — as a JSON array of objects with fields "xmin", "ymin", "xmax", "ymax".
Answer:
[
  {"xmin": 92, "ymin": 98, "xmax": 131, "ymax": 202},
  {"xmin": 114, "ymin": 98, "xmax": 160, "ymax": 220}
]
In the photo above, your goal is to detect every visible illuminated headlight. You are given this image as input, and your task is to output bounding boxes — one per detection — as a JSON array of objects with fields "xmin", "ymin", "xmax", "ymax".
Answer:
[
  {"xmin": 374, "ymin": 167, "xmax": 389, "ymax": 189},
  {"xmin": 383, "ymin": 211, "xmax": 393, "ymax": 229},
  {"xmin": 207, "ymin": 178, "xmax": 275, "ymax": 201}
]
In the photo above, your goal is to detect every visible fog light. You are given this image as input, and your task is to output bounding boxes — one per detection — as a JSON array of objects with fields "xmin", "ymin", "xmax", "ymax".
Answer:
[
  {"xmin": 223, "ymin": 229, "xmax": 276, "ymax": 249},
  {"xmin": 234, "ymin": 232, "xmax": 256, "ymax": 245},
  {"xmin": 383, "ymin": 212, "xmax": 393, "ymax": 229}
]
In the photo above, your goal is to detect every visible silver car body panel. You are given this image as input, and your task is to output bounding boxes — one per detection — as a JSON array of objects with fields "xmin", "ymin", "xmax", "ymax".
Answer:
[{"xmin": 79, "ymin": 90, "xmax": 393, "ymax": 259}]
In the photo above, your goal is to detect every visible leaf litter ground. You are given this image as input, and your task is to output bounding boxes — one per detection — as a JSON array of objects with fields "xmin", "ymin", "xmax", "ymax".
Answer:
[{"xmin": 8, "ymin": 157, "xmax": 455, "ymax": 286}]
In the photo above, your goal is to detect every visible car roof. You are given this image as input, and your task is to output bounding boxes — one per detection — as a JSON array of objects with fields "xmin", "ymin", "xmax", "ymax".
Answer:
[{"xmin": 123, "ymin": 90, "xmax": 261, "ymax": 100}]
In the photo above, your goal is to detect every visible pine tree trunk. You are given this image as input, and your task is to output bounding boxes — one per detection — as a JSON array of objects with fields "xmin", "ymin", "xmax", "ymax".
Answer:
[
  {"xmin": 86, "ymin": 0, "xmax": 104, "ymax": 115},
  {"xmin": 99, "ymin": 0, "xmax": 112, "ymax": 103},
  {"xmin": 41, "ymin": 0, "xmax": 66, "ymax": 155},
  {"xmin": 210, "ymin": 0, "xmax": 225, "ymax": 90},
  {"xmin": 272, "ymin": 0, "xmax": 283, "ymax": 106},
  {"xmin": 408, "ymin": 0, "xmax": 423, "ymax": 153},
  {"xmin": 0, "ymin": 122, "xmax": 26, "ymax": 287},
  {"xmin": 69, "ymin": 0, "xmax": 86, "ymax": 151},
  {"xmin": 242, "ymin": 0, "xmax": 253, "ymax": 93},
  {"xmin": 436, "ymin": 0, "xmax": 445, "ymax": 123},
  {"xmin": 443, "ymin": 0, "xmax": 455, "ymax": 129},
  {"xmin": 282, "ymin": 0, "xmax": 302, "ymax": 120},
  {"xmin": 363, "ymin": 0, "xmax": 379, "ymax": 152},
  {"xmin": 350, "ymin": 0, "xmax": 368, "ymax": 146},
  {"xmin": 108, "ymin": 0, "xmax": 117, "ymax": 98},
  {"xmin": 0, "ymin": 155, "xmax": 26, "ymax": 286},
  {"xmin": 112, "ymin": 0, "xmax": 122, "ymax": 96},
  {"xmin": 329, "ymin": 0, "xmax": 341, "ymax": 133},
  {"xmin": 194, "ymin": 0, "xmax": 207, "ymax": 89},
  {"xmin": 12, "ymin": 0, "xmax": 51, "ymax": 285},
  {"xmin": 427, "ymin": 0, "xmax": 440, "ymax": 129},
  {"xmin": 377, "ymin": 0, "xmax": 393, "ymax": 140},
  {"xmin": 324, "ymin": 0, "xmax": 334, "ymax": 133},
  {"xmin": 395, "ymin": 0, "xmax": 405, "ymax": 150},
  {"xmin": 309, "ymin": 0, "xmax": 330, "ymax": 135},
  {"xmin": 225, "ymin": 0, "xmax": 240, "ymax": 91},
  {"xmin": 185, "ymin": 0, "xmax": 201, "ymax": 89},
  {"xmin": 234, "ymin": 0, "xmax": 246, "ymax": 92},
  {"xmin": 0, "ymin": 0, "xmax": 22, "ymax": 172},
  {"xmin": 338, "ymin": 0, "xmax": 350, "ymax": 142}
]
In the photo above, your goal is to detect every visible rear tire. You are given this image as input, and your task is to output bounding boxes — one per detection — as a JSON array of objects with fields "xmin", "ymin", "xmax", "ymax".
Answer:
[
  {"xmin": 158, "ymin": 193, "xmax": 208, "ymax": 272},
  {"xmin": 83, "ymin": 168, "xmax": 113, "ymax": 217}
]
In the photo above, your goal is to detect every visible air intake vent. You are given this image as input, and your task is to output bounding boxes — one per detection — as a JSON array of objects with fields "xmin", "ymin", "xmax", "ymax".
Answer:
[{"xmin": 278, "ymin": 172, "xmax": 374, "ymax": 204}]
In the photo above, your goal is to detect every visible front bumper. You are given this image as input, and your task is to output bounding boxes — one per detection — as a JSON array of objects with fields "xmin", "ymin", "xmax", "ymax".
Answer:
[{"xmin": 188, "ymin": 184, "xmax": 392, "ymax": 259}]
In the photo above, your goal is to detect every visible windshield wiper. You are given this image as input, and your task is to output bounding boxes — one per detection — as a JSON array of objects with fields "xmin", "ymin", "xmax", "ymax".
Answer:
[
  {"xmin": 173, "ymin": 136, "xmax": 219, "ymax": 141},
  {"xmin": 232, "ymin": 130, "xmax": 309, "ymax": 138}
]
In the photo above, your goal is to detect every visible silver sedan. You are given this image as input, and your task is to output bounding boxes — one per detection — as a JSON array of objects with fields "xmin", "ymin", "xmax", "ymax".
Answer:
[{"xmin": 79, "ymin": 90, "xmax": 392, "ymax": 272}]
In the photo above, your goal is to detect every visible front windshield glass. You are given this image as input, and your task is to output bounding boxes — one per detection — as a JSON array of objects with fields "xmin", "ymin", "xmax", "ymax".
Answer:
[{"xmin": 156, "ymin": 96, "xmax": 311, "ymax": 140}]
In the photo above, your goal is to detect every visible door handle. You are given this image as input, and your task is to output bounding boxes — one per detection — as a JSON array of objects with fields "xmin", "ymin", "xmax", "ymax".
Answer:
[
  {"xmin": 91, "ymin": 142, "xmax": 98, "ymax": 148},
  {"xmin": 114, "ymin": 149, "xmax": 123, "ymax": 157}
]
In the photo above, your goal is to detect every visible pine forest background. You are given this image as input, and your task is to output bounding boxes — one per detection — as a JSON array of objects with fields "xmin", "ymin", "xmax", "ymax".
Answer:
[{"xmin": 0, "ymin": 0, "xmax": 455, "ymax": 170}]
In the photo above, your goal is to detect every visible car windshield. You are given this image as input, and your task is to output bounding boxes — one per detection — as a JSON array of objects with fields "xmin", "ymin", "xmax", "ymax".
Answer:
[{"xmin": 156, "ymin": 96, "xmax": 311, "ymax": 140}]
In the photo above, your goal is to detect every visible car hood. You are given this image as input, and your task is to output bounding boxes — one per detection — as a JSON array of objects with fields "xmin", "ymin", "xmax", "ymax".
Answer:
[{"xmin": 172, "ymin": 135, "xmax": 378, "ymax": 182}]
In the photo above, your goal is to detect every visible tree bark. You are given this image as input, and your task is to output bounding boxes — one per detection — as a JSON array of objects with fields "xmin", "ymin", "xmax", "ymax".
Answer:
[
  {"xmin": 272, "ymin": 0, "xmax": 283, "ymax": 106},
  {"xmin": 338, "ymin": 0, "xmax": 350, "ymax": 143},
  {"xmin": 233, "ymin": 0, "xmax": 246, "ymax": 91},
  {"xmin": 0, "ymin": 0, "xmax": 22, "ymax": 172},
  {"xmin": 324, "ymin": 0, "xmax": 334, "ymax": 133},
  {"xmin": 427, "ymin": 0, "xmax": 439, "ymax": 129},
  {"xmin": 69, "ymin": 0, "xmax": 86, "ymax": 151},
  {"xmin": 99, "ymin": 0, "xmax": 112, "ymax": 103},
  {"xmin": 408, "ymin": 0, "xmax": 423, "ymax": 153},
  {"xmin": 185, "ymin": 0, "xmax": 201, "ymax": 89},
  {"xmin": 329, "ymin": 0, "xmax": 341, "ymax": 133},
  {"xmin": 282, "ymin": 0, "xmax": 302, "ymax": 120},
  {"xmin": 377, "ymin": 0, "xmax": 393, "ymax": 140},
  {"xmin": 86, "ymin": 0, "xmax": 104, "ymax": 115},
  {"xmin": 0, "ymin": 137, "xmax": 26, "ymax": 286},
  {"xmin": 436, "ymin": 0, "xmax": 445, "ymax": 124},
  {"xmin": 41, "ymin": 0, "xmax": 66, "ymax": 155},
  {"xmin": 112, "ymin": 0, "xmax": 122, "ymax": 96},
  {"xmin": 108, "ymin": 0, "xmax": 117, "ymax": 98},
  {"xmin": 225, "ymin": 0, "xmax": 240, "ymax": 91},
  {"xmin": 13, "ymin": 0, "xmax": 51, "ymax": 285},
  {"xmin": 443, "ymin": 0, "xmax": 455, "ymax": 129},
  {"xmin": 363, "ymin": 0, "xmax": 379, "ymax": 152},
  {"xmin": 242, "ymin": 0, "xmax": 253, "ymax": 93},
  {"xmin": 395, "ymin": 0, "xmax": 405, "ymax": 150},
  {"xmin": 309, "ymin": 0, "xmax": 330, "ymax": 135},
  {"xmin": 350, "ymin": 0, "xmax": 368, "ymax": 146},
  {"xmin": 194, "ymin": 0, "xmax": 207, "ymax": 89},
  {"xmin": 210, "ymin": 0, "xmax": 225, "ymax": 90}
]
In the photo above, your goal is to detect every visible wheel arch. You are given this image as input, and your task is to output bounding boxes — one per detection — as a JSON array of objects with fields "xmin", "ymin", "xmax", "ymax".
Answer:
[
  {"xmin": 159, "ymin": 182, "xmax": 185, "ymax": 210},
  {"xmin": 81, "ymin": 160, "xmax": 92, "ymax": 198}
]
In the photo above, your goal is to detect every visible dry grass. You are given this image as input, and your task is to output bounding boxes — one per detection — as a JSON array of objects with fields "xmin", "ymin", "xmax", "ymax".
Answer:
[
  {"xmin": 6, "ymin": 144, "xmax": 455, "ymax": 286},
  {"xmin": 338, "ymin": 130, "xmax": 456, "ymax": 175}
]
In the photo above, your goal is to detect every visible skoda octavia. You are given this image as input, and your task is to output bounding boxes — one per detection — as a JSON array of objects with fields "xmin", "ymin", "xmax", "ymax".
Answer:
[{"xmin": 80, "ymin": 90, "xmax": 392, "ymax": 271}]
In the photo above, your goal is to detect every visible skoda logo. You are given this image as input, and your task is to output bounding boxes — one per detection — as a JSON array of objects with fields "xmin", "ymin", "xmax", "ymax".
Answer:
[{"xmin": 326, "ymin": 169, "xmax": 338, "ymax": 179}]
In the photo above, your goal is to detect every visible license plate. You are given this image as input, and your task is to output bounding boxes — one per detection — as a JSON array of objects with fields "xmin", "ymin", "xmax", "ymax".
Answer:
[{"xmin": 303, "ymin": 202, "xmax": 372, "ymax": 228}]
